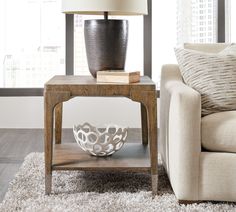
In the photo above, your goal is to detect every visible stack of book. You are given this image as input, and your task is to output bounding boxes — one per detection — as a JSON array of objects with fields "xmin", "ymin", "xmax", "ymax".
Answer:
[{"xmin": 97, "ymin": 71, "xmax": 140, "ymax": 83}]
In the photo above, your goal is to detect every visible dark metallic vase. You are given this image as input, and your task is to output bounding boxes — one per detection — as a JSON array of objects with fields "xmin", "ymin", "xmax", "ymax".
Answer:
[{"xmin": 84, "ymin": 19, "xmax": 128, "ymax": 78}]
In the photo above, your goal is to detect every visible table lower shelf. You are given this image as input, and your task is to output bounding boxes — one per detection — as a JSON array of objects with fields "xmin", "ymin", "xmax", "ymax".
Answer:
[{"xmin": 52, "ymin": 143, "xmax": 151, "ymax": 172}]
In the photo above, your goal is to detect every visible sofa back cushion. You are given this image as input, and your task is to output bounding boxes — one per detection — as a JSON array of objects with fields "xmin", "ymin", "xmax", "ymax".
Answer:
[{"xmin": 175, "ymin": 45, "xmax": 236, "ymax": 116}]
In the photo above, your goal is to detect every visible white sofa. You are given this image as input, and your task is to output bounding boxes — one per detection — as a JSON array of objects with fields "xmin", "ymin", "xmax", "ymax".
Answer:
[{"xmin": 160, "ymin": 43, "xmax": 236, "ymax": 202}]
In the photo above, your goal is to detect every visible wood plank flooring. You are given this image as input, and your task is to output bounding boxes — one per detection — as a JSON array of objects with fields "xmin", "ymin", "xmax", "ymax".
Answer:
[{"xmin": 0, "ymin": 129, "xmax": 141, "ymax": 202}]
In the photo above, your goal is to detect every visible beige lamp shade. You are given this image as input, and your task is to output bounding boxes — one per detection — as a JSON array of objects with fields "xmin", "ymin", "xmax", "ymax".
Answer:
[{"xmin": 61, "ymin": 0, "xmax": 148, "ymax": 15}]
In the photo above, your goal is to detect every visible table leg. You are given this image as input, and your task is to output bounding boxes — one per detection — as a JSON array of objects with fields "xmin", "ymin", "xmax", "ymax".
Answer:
[
  {"xmin": 44, "ymin": 93, "xmax": 54, "ymax": 195},
  {"xmin": 131, "ymin": 90, "xmax": 158, "ymax": 195},
  {"xmin": 147, "ymin": 92, "xmax": 158, "ymax": 195},
  {"xmin": 55, "ymin": 103, "xmax": 63, "ymax": 144},
  {"xmin": 44, "ymin": 91, "xmax": 71, "ymax": 195},
  {"xmin": 141, "ymin": 103, "xmax": 148, "ymax": 145}
]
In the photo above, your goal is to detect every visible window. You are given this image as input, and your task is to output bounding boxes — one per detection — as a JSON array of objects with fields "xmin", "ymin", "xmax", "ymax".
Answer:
[
  {"xmin": 152, "ymin": 0, "xmax": 218, "ymax": 83},
  {"xmin": 0, "ymin": 0, "xmax": 227, "ymax": 95},
  {"xmin": 0, "ymin": 0, "xmax": 65, "ymax": 88},
  {"xmin": 0, "ymin": 0, "xmax": 146, "ymax": 95},
  {"xmin": 200, "ymin": 33, "xmax": 206, "ymax": 37},
  {"xmin": 74, "ymin": 15, "xmax": 143, "ymax": 76},
  {"xmin": 177, "ymin": 0, "xmax": 217, "ymax": 44}
]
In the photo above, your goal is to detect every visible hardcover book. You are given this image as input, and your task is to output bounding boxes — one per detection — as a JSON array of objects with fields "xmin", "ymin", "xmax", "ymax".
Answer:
[{"xmin": 97, "ymin": 71, "xmax": 140, "ymax": 83}]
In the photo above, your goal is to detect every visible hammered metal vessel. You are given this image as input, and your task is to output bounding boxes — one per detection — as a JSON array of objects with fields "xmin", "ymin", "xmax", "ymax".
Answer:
[{"xmin": 84, "ymin": 19, "xmax": 128, "ymax": 78}]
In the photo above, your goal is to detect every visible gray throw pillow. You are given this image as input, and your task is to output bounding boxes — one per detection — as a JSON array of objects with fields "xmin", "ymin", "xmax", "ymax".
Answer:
[{"xmin": 175, "ymin": 46, "xmax": 236, "ymax": 116}]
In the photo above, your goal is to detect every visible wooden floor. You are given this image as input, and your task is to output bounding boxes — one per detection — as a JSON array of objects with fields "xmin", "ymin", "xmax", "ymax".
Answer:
[{"xmin": 0, "ymin": 128, "xmax": 141, "ymax": 202}]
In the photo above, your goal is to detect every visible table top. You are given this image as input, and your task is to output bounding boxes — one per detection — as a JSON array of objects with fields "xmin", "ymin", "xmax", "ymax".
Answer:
[
  {"xmin": 45, "ymin": 75, "xmax": 155, "ymax": 86},
  {"xmin": 44, "ymin": 75, "xmax": 159, "ymax": 97}
]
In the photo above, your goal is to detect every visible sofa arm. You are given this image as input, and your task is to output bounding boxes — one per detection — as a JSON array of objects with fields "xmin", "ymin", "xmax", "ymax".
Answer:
[{"xmin": 160, "ymin": 64, "xmax": 201, "ymax": 201}]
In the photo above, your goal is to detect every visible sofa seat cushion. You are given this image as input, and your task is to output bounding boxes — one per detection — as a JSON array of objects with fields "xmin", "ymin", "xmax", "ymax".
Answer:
[{"xmin": 202, "ymin": 111, "xmax": 236, "ymax": 153}]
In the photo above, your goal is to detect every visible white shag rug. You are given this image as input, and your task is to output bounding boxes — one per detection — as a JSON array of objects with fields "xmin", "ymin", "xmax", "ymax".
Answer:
[{"xmin": 0, "ymin": 153, "xmax": 236, "ymax": 212}]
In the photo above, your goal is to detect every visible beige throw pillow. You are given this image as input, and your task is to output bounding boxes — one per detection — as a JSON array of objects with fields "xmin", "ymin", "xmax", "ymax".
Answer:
[{"xmin": 175, "ymin": 46, "xmax": 236, "ymax": 116}]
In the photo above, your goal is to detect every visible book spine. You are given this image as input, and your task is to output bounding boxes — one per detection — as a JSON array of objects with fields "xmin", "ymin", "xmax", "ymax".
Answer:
[{"xmin": 97, "ymin": 76, "xmax": 129, "ymax": 83}]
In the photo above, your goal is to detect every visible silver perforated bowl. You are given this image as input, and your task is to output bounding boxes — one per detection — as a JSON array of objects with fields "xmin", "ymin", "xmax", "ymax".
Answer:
[{"xmin": 73, "ymin": 122, "xmax": 128, "ymax": 157}]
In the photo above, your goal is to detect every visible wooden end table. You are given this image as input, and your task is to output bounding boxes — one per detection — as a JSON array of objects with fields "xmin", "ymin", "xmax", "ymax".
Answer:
[{"xmin": 44, "ymin": 75, "xmax": 158, "ymax": 195}]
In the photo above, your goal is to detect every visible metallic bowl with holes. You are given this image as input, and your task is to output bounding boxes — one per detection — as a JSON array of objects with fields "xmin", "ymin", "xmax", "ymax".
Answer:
[{"xmin": 73, "ymin": 122, "xmax": 128, "ymax": 157}]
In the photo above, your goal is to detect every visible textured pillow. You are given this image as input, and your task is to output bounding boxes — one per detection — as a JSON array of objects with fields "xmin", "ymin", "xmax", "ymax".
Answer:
[{"xmin": 175, "ymin": 47, "xmax": 236, "ymax": 116}]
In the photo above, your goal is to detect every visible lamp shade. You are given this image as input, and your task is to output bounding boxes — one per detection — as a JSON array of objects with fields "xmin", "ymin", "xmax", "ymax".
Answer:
[{"xmin": 61, "ymin": 0, "xmax": 148, "ymax": 15}]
